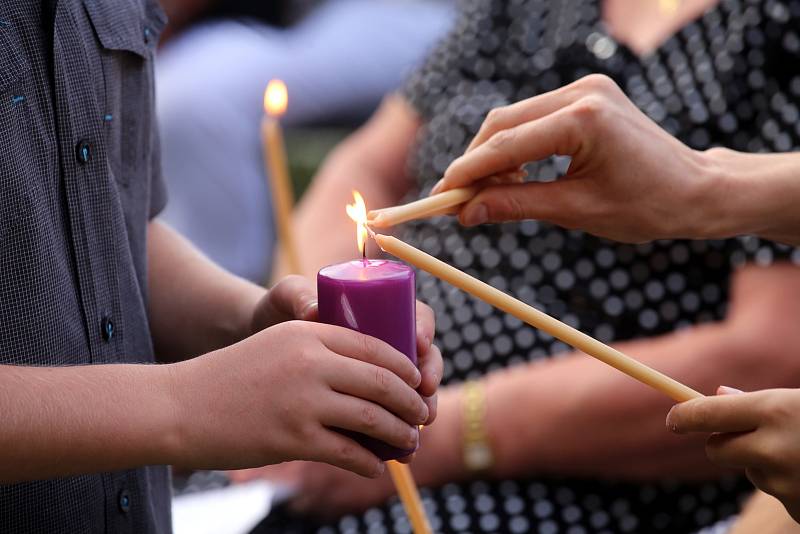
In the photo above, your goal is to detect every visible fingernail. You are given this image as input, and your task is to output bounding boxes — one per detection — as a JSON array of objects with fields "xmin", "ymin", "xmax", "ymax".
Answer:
[
  {"xmin": 409, "ymin": 426, "xmax": 420, "ymax": 447},
  {"xmin": 462, "ymin": 204, "xmax": 488, "ymax": 226},
  {"xmin": 418, "ymin": 402, "xmax": 430, "ymax": 424},
  {"xmin": 412, "ymin": 369, "xmax": 422, "ymax": 388},
  {"xmin": 301, "ymin": 300, "xmax": 318, "ymax": 319},
  {"xmin": 665, "ymin": 407, "xmax": 678, "ymax": 432},
  {"xmin": 430, "ymin": 179, "xmax": 445, "ymax": 195},
  {"xmin": 374, "ymin": 462, "xmax": 385, "ymax": 477},
  {"xmin": 717, "ymin": 385, "xmax": 744, "ymax": 395}
]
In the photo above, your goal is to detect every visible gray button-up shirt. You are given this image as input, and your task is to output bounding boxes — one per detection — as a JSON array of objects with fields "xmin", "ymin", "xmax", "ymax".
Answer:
[{"xmin": 0, "ymin": 1, "xmax": 170, "ymax": 532}]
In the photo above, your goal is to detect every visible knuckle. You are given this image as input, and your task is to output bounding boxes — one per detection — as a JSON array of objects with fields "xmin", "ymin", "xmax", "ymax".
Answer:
[
  {"xmin": 761, "ymin": 394, "xmax": 790, "ymax": 423},
  {"xmin": 374, "ymin": 367, "xmax": 392, "ymax": 395},
  {"xmin": 487, "ymin": 129, "xmax": 517, "ymax": 151},
  {"xmin": 484, "ymin": 106, "xmax": 507, "ymax": 129},
  {"xmin": 336, "ymin": 442, "xmax": 357, "ymax": 465},
  {"xmin": 688, "ymin": 401, "xmax": 711, "ymax": 427},
  {"xmin": 359, "ymin": 333, "xmax": 379, "ymax": 359},
  {"xmin": 571, "ymin": 96, "xmax": 607, "ymax": 125},
  {"xmin": 581, "ymin": 73, "xmax": 619, "ymax": 94},
  {"xmin": 490, "ymin": 190, "xmax": 527, "ymax": 222},
  {"xmin": 361, "ymin": 405, "xmax": 378, "ymax": 430}
]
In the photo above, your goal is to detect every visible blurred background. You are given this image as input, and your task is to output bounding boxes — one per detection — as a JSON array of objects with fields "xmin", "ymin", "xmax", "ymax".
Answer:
[{"xmin": 156, "ymin": 0, "xmax": 454, "ymax": 284}]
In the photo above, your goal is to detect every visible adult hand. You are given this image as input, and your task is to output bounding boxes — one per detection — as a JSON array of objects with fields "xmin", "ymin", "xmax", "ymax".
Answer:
[
  {"xmin": 252, "ymin": 276, "xmax": 442, "ymax": 426},
  {"xmin": 172, "ymin": 321, "xmax": 429, "ymax": 478},
  {"xmin": 435, "ymin": 74, "xmax": 726, "ymax": 243},
  {"xmin": 667, "ymin": 387, "xmax": 800, "ymax": 522}
]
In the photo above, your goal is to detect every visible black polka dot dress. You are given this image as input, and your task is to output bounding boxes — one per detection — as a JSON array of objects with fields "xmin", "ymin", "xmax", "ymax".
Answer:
[{"xmin": 259, "ymin": 1, "xmax": 800, "ymax": 532}]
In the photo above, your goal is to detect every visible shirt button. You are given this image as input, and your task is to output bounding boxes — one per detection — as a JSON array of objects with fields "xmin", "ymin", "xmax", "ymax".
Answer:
[
  {"xmin": 143, "ymin": 27, "xmax": 151, "ymax": 44},
  {"xmin": 76, "ymin": 140, "xmax": 91, "ymax": 164},
  {"xmin": 101, "ymin": 316, "xmax": 114, "ymax": 342},
  {"xmin": 118, "ymin": 489, "xmax": 131, "ymax": 513}
]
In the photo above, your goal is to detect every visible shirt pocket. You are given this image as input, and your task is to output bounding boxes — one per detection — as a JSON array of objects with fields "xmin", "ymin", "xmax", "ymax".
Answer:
[
  {"xmin": 83, "ymin": 0, "xmax": 165, "ymax": 188},
  {"xmin": 0, "ymin": 21, "xmax": 36, "ymax": 237}
]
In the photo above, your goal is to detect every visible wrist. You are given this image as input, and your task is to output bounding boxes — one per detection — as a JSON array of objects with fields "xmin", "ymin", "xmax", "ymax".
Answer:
[
  {"xmin": 145, "ymin": 363, "xmax": 188, "ymax": 467},
  {"xmin": 158, "ymin": 359, "xmax": 206, "ymax": 468},
  {"xmin": 694, "ymin": 147, "xmax": 768, "ymax": 240},
  {"xmin": 415, "ymin": 388, "xmax": 468, "ymax": 486}
]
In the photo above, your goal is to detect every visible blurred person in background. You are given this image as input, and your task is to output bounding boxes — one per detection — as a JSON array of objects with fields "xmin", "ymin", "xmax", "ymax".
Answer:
[
  {"xmin": 155, "ymin": 0, "xmax": 455, "ymax": 283},
  {"xmin": 244, "ymin": 0, "xmax": 800, "ymax": 533}
]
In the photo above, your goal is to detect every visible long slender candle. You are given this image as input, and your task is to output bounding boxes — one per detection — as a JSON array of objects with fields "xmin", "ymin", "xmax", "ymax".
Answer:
[
  {"xmin": 369, "ymin": 186, "xmax": 478, "ymax": 228},
  {"xmin": 262, "ymin": 80, "xmax": 301, "ymax": 274},
  {"xmin": 373, "ymin": 233, "xmax": 703, "ymax": 402}
]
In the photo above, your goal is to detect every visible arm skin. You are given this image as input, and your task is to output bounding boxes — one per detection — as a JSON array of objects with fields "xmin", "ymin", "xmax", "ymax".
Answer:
[
  {"xmin": 0, "ymin": 363, "xmax": 180, "ymax": 483},
  {"xmin": 271, "ymin": 94, "xmax": 421, "ymax": 281},
  {"xmin": 148, "ymin": 219, "xmax": 266, "ymax": 361}
]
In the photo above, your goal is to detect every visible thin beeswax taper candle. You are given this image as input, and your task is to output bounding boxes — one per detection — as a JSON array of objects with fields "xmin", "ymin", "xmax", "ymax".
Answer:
[
  {"xmin": 368, "ymin": 186, "xmax": 478, "ymax": 228},
  {"xmin": 262, "ymin": 80, "xmax": 301, "ymax": 273},
  {"xmin": 373, "ymin": 233, "xmax": 703, "ymax": 402}
]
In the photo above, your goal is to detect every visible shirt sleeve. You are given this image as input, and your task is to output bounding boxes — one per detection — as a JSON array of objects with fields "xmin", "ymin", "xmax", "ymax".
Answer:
[{"xmin": 148, "ymin": 118, "xmax": 168, "ymax": 219}]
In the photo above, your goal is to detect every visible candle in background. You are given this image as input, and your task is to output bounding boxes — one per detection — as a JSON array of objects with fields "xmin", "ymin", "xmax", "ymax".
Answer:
[
  {"xmin": 317, "ymin": 192, "xmax": 417, "ymax": 460},
  {"xmin": 262, "ymin": 79, "xmax": 301, "ymax": 274}
]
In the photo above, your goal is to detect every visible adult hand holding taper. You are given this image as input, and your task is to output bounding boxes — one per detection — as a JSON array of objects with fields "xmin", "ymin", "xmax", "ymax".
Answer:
[{"xmin": 432, "ymin": 74, "xmax": 800, "ymax": 246}]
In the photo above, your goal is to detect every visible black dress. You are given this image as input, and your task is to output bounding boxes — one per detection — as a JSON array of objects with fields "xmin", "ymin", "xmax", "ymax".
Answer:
[{"xmin": 258, "ymin": 0, "xmax": 800, "ymax": 532}]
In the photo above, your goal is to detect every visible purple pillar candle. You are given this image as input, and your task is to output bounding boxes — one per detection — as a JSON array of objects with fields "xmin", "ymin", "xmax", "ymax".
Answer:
[{"xmin": 318, "ymin": 259, "xmax": 417, "ymax": 461}]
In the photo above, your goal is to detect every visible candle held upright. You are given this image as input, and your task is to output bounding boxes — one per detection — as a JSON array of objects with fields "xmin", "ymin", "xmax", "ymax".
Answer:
[
  {"xmin": 262, "ymin": 79, "xmax": 301, "ymax": 274},
  {"xmin": 317, "ymin": 192, "xmax": 418, "ymax": 460}
]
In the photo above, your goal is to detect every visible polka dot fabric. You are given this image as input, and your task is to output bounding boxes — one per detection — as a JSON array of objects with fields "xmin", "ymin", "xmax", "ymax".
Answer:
[{"xmin": 261, "ymin": 1, "xmax": 800, "ymax": 532}]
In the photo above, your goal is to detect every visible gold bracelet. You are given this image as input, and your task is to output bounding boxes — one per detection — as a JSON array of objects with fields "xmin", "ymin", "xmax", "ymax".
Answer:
[{"xmin": 462, "ymin": 380, "xmax": 494, "ymax": 473}]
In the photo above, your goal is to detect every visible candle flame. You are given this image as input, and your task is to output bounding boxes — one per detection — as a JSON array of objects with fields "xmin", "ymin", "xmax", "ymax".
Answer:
[
  {"xmin": 264, "ymin": 79, "xmax": 288, "ymax": 117},
  {"xmin": 345, "ymin": 191, "xmax": 368, "ymax": 258}
]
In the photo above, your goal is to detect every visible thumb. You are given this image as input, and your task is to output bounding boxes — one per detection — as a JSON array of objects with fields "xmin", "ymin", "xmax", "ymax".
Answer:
[
  {"xmin": 458, "ymin": 180, "xmax": 580, "ymax": 226},
  {"xmin": 270, "ymin": 275, "xmax": 319, "ymax": 321}
]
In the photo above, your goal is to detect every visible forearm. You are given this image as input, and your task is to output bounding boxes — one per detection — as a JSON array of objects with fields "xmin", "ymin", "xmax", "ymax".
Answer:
[
  {"xmin": 272, "ymin": 95, "xmax": 420, "ymax": 280},
  {"xmin": 0, "ymin": 363, "xmax": 178, "ymax": 482},
  {"xmin": 698, "ymin": 149, "xmax": 800, "ymax": 245},
  {"xmin": 148, "ymin": 220, "xmax": 265, "ymax": 361}
]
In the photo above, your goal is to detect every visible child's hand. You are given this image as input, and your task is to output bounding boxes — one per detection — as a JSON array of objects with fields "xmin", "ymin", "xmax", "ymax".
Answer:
[
  {"xmin": 250, "ymin": 275, "xmax": 320, "ymax": 332},
  {"xmin": 173, "ymin": 321, "xmax": 429, "ymax": 478},
  {"xmin": 667, "ymin": 387, "xmax": 800, "ymax": 522},
  {"xmin": 251, "ymin": 276, "xmax": 443, "ymax": 426}
]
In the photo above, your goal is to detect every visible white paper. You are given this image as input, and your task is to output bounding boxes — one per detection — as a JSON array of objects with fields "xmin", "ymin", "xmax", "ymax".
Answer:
[{"xmin": 172, "ymin": 480, "xmax": 293, "ymax": 534}]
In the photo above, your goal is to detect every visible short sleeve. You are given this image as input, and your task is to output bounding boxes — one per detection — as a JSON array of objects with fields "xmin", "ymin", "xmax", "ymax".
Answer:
[{"xmin": 148, "ymin": 117, "xmax": 168, "ymax": 219}]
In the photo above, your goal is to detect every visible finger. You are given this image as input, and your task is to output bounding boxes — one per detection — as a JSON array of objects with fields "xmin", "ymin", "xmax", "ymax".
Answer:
[
  {"xmin": 328, "ymin": 356, "xmax": 429, "ymax": 426},
  {"xmin": 323, "ymin": 393, "xmax": 420, "ymax": 452},
  {"xmin": 269, "ymin": 275, "xmax": 319, "ymax": 321},
  {"xmin": 316, "ymin": 324, "xmax": 422, "ymax": 388},
  {"xmin": 705, "ymin": 430, "xmax": 780, "ymax": 471},
  {"xmin": 307, "ymin": 427, "xmax": 385, "ymax": 479},
  {"xmin": 443, "ymin": 105, "xmax": 584, "ymax": 191},
  {"xmin": 457, "ymin": 179, "xmax": 585, "ymax": 227},
  {"xmin": 415, "ymin": 300, "xmax": 435, "ymax": 355},
  {"xmin": 417, "ymin": 344, "xmax": 443, "ymax": 400},
  {"xmin": 423, "ymin": 393, "xmax": 438, "ymax": 426},
  {"xmin": 396, "ymin": 452, "xmax": 417, "ymax": 464},
  {"xmin": 430, "ymin": 167, "xmax": 527, "ymax": 196},
  {"xmin": 464, "ymin": 82, "xmax": 583, "ymax": 153},
  {"xmin": 666, "ymin": 394, "xmax": 764, "ymax": 434}
]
